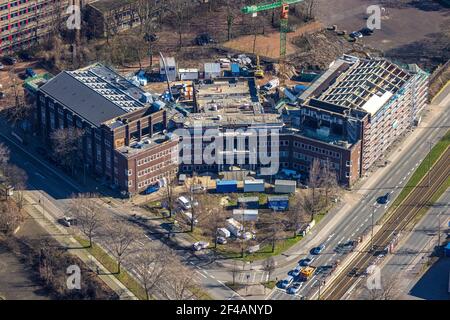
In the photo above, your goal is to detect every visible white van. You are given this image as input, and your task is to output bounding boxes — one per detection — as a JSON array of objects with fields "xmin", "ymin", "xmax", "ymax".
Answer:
[{"xmin": 177, "ymin": 196, "xmax": 191, "ymax": 210}]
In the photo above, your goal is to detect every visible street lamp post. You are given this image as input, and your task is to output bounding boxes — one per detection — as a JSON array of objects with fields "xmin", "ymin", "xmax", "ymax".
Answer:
[
  {"xmin": 427, "ymin": 140, "xmax": 432, "ymax": 188},
  {"xmin": 437, "ymin": 211, "xmax": 442, "ymax": 249},
  {"xmin": 371, "ymin": 204, "xmax": 375, "ymax": 252}
]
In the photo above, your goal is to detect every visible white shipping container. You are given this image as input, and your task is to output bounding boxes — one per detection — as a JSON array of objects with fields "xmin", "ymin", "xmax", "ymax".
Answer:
[
  {"xmin": 178, "ymin": 68, "xmax": 199, "ymax": 81},
  {"xmin": 233, "ymin": 209, "xmax": 259, "ymax": 222},
  {"xmin": 243, "ymin": 179, "xmax": 265, "ymax": 193}
]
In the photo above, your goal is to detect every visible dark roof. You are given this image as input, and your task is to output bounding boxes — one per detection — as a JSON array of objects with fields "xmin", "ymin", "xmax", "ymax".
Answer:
[{"xmin": 39, "ymin": 72, "xmax": 127, "ymax": 127}]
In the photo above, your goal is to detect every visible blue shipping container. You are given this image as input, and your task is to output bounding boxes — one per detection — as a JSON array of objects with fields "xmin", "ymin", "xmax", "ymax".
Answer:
[
  {"xmin": 445, "ymin": 243, "xmax": 450, "ymax": 257},
  {"xmin": 231, "ymin": 63, "xmax": 240, "ymax": 76},
  {"xmin": 267, "ymin": 196, "xmax": 289, "ymax": 211},
  {"xmin": 216, "ymin": 180, "xmax": 238, "ymax": 193}
]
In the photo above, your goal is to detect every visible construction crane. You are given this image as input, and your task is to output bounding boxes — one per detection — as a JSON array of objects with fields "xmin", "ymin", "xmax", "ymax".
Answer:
[{"xmin": 241, "ymin": 0, "xmax": 304, "ymax": 61}]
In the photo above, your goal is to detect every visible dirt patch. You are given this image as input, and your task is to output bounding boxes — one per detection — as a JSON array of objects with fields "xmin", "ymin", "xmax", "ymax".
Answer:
[{"xmin": 222, "ymin": 21, "xmax": 323, "ymax": 59}]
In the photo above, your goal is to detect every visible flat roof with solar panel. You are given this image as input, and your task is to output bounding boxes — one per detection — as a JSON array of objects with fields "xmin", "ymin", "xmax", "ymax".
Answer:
[{"xmin": 39, "ymin": 63, "xmax": 157, "ymax": 127}]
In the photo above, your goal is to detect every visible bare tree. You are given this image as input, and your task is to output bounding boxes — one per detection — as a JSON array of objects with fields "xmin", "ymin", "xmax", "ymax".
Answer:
[
  {"xmin": 105, "ymin": 221, "xmax": 137, "ymax": 274},
  {"xmin": 308, "ymin": 158, "xmax": 322, "ymax": 218},
  {"xmin": 133, "ymin": 246, "xmax": 169, "ymax": 300},
  {"xmin": 162, "ymin": 173, "xmax": 177, "ymax": 219},
  {"xmin": 231, "ymin": 260, "xmax": 239, "ymax": 286},
  {"xmin": 68, "ymin": 193, "xmax": 103, "ymax": 247},
  {"xmin": 302, "ymin": 0, "xmax": 317, "ymax": 21},
  {"xmin": 262, "ymin": 257, "xmax": 276, "ymax": 284},
  {"xmin": 50, "ymin": 127, "xmax": 84, "ymax": 174},
  {"xmin": 0, "ymin": 199, "xmax": 23, "ymax": 235},
  {"xmin": 2, "ymin": 164, "xmax": 28, "ymax": 209},
  {"xmin": 365, "ymin": 277, "xmax": 400, "ymax": 300},
  {"xmin": 321, "ymin": 158, "xmax": 339, "ymax": 208},
  {"xmin": 287, "ymin": 192, "xmax": 309, "ymax": 237},
  {"xmin": 0, "ymin": 143, "xmax": 10, "ymax": 170},
  {"xmin": 166, "ymin": 0, "xmax": 190, "ymax": 49},
  {"xmin": 162, "ymin": 253, "xmax": 197, "ymax": 300}
]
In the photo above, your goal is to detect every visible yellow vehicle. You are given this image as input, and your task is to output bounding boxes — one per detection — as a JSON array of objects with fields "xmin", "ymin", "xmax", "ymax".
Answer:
[
  {"xmin": 299, "ymin": 266, "xmax": 316, "ymax": 281},
  {"xmin": 255, "ymin": 55, "xmax": 264, "ymax": 78}
]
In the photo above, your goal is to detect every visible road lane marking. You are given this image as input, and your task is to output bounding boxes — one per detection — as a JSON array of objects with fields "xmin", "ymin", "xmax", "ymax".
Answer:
[{"xmin": 196, "ymin": 271, "xmax": 207, "ymax": 279}]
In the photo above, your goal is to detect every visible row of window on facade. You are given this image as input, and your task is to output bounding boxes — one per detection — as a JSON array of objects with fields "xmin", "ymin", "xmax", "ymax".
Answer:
[
  {"xmin": 136, "ymin": 168, "xmax": 179, "ymax": 189},
  {"xmin": 137, "ymin": 159, "xmax": 175, "ymax": 178},
  {"xmin": 136, "ymin": 146, "xmax": 178, "ymax": 166}
]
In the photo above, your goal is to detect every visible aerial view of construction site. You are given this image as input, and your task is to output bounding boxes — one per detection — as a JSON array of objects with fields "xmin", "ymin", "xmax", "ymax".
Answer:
[{"xmin": 0, "ymin": 0, "xmax": 449, "ymax": 313}]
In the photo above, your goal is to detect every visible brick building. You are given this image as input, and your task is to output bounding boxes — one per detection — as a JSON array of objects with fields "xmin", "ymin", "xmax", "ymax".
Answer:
[{"xmin": 36, "ymin": 63, "xmax": 177, "ymax": 196}]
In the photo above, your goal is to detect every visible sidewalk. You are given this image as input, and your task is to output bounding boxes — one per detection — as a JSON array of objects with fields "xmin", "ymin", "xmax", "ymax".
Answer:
[{"xmin": 22, "ymin": 193, "xmax": 137, "ymax": 300}]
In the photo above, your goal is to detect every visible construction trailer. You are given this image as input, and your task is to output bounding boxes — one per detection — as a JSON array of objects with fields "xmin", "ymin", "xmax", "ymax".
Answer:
[
  {"xmin": 204, "ymin": 63, "xmax": 222, "ymax": 80},
  {"xmin": 267, "ymin": 195, "xmax": 289, "ymax": 211},
  {"xmin": 233, "ymin": 209, "xmax": 259, "ymax": 222},
  {"xmin": 243, "ymin": 179, "xmax": 265, "ymax": 193},
  {"xmin": 160, "ymin": 56, "xmax": 177, "ymax": 81},
  {"xmin": 216, "ymin": 180, "xmax": 238, "ymax": 193},
  {"xmin": 226, "ymin": 218, "xmax": 244, "ymax": 237},
  {"xmin": 178, "ymin": 68, "xmax": 199, "ymax": 81},
  {"xmin": 237, "ymin": 197, "xmax": 260, "ymax": 209},
  {"xmin": 274, "ymin": 180, "xmax": 296, "ymax": 194}
]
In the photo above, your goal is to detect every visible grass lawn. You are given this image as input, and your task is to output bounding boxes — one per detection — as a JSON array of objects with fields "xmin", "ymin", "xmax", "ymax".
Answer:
[
  {"xmin": 410, "ymin": 175, "xmax": 450, "ymax": 226},
  {"xmin": 262, "ymin": 281, "xmax": 276, "ymax": 289},
  {"xmin": 74, "ymin": 236, "xmax": 148, "ymax": 300},
  {"xmin": 382, "ymin": 130, "xmax": 450, "ymax": 222},
  {"xmin": 240, "ymin": 235, "xmax": 304, "ymax": 262}
]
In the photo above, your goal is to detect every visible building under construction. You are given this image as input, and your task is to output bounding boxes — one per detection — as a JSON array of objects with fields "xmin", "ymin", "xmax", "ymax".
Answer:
[{"xmin": 285, "ymin": 56, "xmax": 429, "ymax": 185}]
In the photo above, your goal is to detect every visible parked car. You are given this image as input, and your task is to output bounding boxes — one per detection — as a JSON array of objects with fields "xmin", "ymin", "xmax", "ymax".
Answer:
[
  {"xmin": 349, "ymin": 31, "xmax": 363, "ymax": 39},
  {"xmin": 3, "ymin": 56, "xmax": 17, "ymax": 65},
  {"xmin": 287, "ymin": 282, "xmax": 302, "ymax": 294},
  {"xmin": 299, "ymin": 258, "xmax": 312, "ymax": 266},
  {"xmin": 291, "ymin": 265, "xmax": 303, "ymax": 277},
  {"xmin": 25, "ymin": 68, "xmax": 36, "ymax": 78},
  {"xmin": 178, "ymin": 196, "xmax": 192, "ymax": 210},
  {"xmin": 190, "ymin": 184, "xmax": 205, "ymax": 194},
  {"xmin": 0, "ymin": 62, "xmax": 4, "ymax": 69},
  {"xmin": 217, "ymin": 236, "xmax": 227, "ymax": 245},
  {"xmin": 0, "ymin": 92, "xmax": 5, "ymax": 99},
  {"xmin": 359, "ymin": 27, "xmax": 374, "ymax": 36},
  {"xmin": 312, "ymin": 244, "xmax": 326, "ymax": 255},
  {"xmin": 60, "ymin": 216, "xmax": 77, "ymax": 227},
  {"xmin": 192, "ymin": 241, "xmax": 209, "ymax": 251},
  {"xmin": 19, "ymin": 51, "xmax": 32, "ymax": 61},
  {"xmin": 377, "ymin": 192, "xmax": 391, "ymax": 204},
  {"xmin": 195, "ymin": 33, "xmax": 215, "ymax": 46},
  {"xmin": 280, "ymin": 275, "xmax": 294, "ymax": 289},
  {"xmin": 144, "ymin": 33, "xmax": 159, "ymax": 42}
]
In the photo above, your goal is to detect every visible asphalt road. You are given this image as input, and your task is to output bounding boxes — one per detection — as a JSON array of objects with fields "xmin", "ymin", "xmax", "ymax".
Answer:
[
  {"xmin": 267, "ymin": 103, "xmax": 450, "ymax": 300},
  {"xmin": 0, "ymin": 126, "xmax": 242, "ymax": 300}
]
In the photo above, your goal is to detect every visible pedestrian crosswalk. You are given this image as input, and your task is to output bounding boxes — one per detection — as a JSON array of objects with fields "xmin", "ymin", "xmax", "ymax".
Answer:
[{"xmin": 236, "ymin": 271, "xmax": 269, "ymax": 284}]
